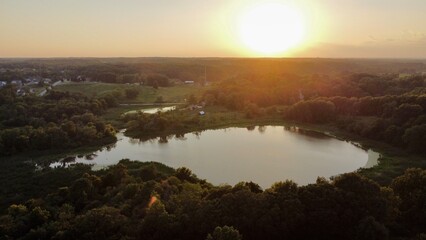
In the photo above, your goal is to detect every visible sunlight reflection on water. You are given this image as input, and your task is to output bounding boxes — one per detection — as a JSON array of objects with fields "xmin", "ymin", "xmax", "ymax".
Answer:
[{"xmin": 50, "ymin": 126, "xmax": 379, "ymax": 188}]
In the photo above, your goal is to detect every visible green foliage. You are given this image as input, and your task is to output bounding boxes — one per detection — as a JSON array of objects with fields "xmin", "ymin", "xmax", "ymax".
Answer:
[
  {"xmin": 403, "ymin": 124, "xmax": 426, "ymax": 153},
  {"xmin": 244, "ymin": 103, "xmax": 262, "ymax": 119},
  {"xmin": 124, "ymin": 88, "xmax": 139, "ymax": 99},
  {"xmin": 391, "ymin": 168, "xmax": 426, "ymax": 233},
  {"xmin": 393, "ymin": 104, "xmax": 423, "ymax": 124},
  {"xmin": 0, "ymin": 161, "xmax": 424, "ymax": 240},
  {"xmin": 174, "ymin": 167, "xmax": 198, "ymax": 183},
  {"xmin": 155, "ymin": 95, "xmax": 164, "ymax": 103},
  {"xmin": 206, "ymin": 226, "xmax": 242, "ymax": 240},
  {"xmin": 145, "ymin": 74, "xmax": 170, "ymax": 87},
  {"xmin": 188, "ymin": 94, "xmax": 197, "ymax": 104},
  {"xmin": 285, "ymin": 99, "xmax": 336, "ymax": 123},
  {"xmin": 356, "ymin": 216, "xmax": 389, "ymax": 240},
  {"xmin": 0, "ymin": 90, "xmax": 117, "ymax": 155},
  {"xmin": 71, "ymin": 207, "xmax": 128, "ymax": 240}
]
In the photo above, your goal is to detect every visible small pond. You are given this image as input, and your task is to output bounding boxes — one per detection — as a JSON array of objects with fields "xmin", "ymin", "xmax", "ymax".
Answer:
[{"xmin": 123, "ymin": 106, "xmax": 176, "ymax": 115}]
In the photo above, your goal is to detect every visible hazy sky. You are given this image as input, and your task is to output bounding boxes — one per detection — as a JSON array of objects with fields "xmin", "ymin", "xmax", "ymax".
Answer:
[{"xmin": 1, "ymin": 0, "xmax": 425, "ymax": 58}]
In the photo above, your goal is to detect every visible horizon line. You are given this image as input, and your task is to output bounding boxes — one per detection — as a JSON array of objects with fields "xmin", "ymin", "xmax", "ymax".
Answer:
[{"xmin": 1, "ymin": 56, "xmax": 426, "ymax": 61}]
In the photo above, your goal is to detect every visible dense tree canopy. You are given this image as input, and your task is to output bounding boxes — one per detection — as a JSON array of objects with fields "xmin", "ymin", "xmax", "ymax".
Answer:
[
  {"xmin": 0, "ymin": 160, "xmax": 424, "ymax": 240},
  {"xmin": 0, "ymin": 88, "xmax": 117, "ymax": 155}
]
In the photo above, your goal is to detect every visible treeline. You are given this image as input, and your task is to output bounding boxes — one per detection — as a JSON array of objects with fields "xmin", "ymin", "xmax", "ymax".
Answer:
[
  {"xmin": 203, "ymin": 74, "xmax": 426, "ymax": 154},
  {"xmin": 203, "ymin": 73, "xmax": 426, "ymax": 108},
  {"xmin": 0, "ymin": 160, "xmax": 424, "ymax": 240},
  {"xmin": 122, "ymin": 110, "xmax": 206, "ymax": 138},
  {"xmin": 331, "ymin": 95, "xmax": 425, "ymax": 152},
  {"xmin": 0, "ymin": 88, "xmax": 117, "ymax": 155},
  {"xmin": 281, "ymin": 94, "xmax": 426, "ymax": 154},
  {"xmin": 2, "ymin": 58, "xmax": 426, "ymax": 84}
]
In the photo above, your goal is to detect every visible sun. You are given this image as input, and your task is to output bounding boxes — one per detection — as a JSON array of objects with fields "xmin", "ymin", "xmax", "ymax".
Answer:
[{"xmin": 238, "ymin": 3, "xmax": 306, "ymax": 56}]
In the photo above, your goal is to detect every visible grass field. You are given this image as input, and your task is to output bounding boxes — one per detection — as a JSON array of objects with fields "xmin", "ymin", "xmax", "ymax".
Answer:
[{"xmin": 54, "ymin": 82, "xmax": 202, "ymax": 103}]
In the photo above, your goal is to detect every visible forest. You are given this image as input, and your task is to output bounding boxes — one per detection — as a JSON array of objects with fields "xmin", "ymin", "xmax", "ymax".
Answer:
[
  {"xmin": 0, "ymin": 160, "xmax": 425, "ymax": 240},
  {"xmin": 0, "ymin": 58, "xmax": 425, "ymax": 240},
  {"xmin": 0, "ymin": 88, "xmax": 117, "ymax": 156}
]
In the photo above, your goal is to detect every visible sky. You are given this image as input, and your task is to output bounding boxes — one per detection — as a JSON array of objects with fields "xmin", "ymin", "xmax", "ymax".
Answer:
[{"xmin": 0, "ymin": 0, "xmax": 425, "ymax": 58}]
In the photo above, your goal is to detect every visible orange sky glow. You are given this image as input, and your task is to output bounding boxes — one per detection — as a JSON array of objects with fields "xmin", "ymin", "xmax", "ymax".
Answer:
[{"xmin": 0, "ymin": 0, "xmax": 425, "ymax": 58}]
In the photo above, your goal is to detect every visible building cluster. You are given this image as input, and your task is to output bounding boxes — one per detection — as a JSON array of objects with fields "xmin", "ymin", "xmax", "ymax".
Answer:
[{"xmin": 0, "ymin": 77, "xmax": 66, "ymax": 96}]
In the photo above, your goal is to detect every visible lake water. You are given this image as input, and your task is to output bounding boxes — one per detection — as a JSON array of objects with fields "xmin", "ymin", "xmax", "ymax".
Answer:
[{"xmin": 50, "ymin": 126, "xmax": 379, "ymax": 188}]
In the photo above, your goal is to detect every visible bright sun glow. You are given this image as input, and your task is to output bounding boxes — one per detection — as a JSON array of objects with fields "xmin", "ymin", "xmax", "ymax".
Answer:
[{"xmin": 238, "ymin": 3, "xmax": 306, "ymax": 56}]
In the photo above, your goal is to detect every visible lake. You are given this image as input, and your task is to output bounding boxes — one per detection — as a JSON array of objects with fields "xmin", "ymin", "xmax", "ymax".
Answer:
[{"xmin": 51, "ymin": 126, "xmax": 379, "ymax": 188}]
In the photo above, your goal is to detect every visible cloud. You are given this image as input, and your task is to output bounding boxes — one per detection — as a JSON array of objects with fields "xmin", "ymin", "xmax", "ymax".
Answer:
[{"xmin": 367, "ymin": 31, "xmax": 426, "ymax": 46}]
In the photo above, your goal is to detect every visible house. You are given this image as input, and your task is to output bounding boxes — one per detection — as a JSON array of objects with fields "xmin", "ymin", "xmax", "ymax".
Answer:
[
  {"xmin": 0, "ymin": 81, "xmax": 6, "ymax": 88},
  {"xmin": 184, "ymin": 80, "xmax": 194, "ymax": 84},
  {"xmin": 11, "ymin": 80, "xmax": 22, "ymax": 86},
  {"xmin": 399, "ymin": 73, "xmax": 411, "ymax": 78},
  {"xmin": 16, "ymin": 88, "xmax": 26, "ymax": 96},
  {"xmin": 199, "ymin": 111, "xmax": 205, "ymax": 116},
  {"xmin": 52, "ymin": 81, "xmax": 63, "ymax": 87},
  {"xmin": 26, "ymin": 78, "xmax": 40, "ymax": 85},
  {"xmin": 188, "ymin": 104, "xmax": 204, "ymax": 110}
]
